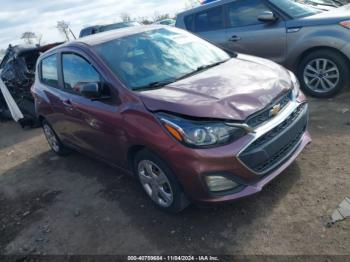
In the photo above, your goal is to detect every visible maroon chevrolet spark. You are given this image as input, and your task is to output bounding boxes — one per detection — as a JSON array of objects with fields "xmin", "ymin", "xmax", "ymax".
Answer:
[{"xmin": 32, "ymin": 25, "xmax": 311, "ymax": 212}]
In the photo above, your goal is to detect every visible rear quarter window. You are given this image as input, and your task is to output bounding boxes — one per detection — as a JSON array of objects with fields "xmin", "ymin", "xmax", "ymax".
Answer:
[
  {"xmin": 184, "ymin": 15, "xmax": 194, "ymax": 32},
  {"xmin": 41, "ymin": 54, "xmax": 58, "ymax": 87}
]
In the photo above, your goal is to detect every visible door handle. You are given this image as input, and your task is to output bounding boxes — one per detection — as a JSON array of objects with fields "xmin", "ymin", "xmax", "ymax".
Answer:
[
  {"xmin": 62, "ymin": 99, "xmax": 74, "ymax": 111},
  {"xmin": 229, "ymin": 35, "xmax": 241, "ymax": 42}
]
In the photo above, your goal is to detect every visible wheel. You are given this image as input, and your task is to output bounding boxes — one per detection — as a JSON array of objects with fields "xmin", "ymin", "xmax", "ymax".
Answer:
[
  {"xmin": 298, "ymin": 49, "xmax": 350, "ymax": 98},
  {"xmin": 134, "ymin": 149, "xmax": 189, "ymax": 213},
  {"xmin": 42, "ymin": 120, "xmax": 71, "ymax": 156}
]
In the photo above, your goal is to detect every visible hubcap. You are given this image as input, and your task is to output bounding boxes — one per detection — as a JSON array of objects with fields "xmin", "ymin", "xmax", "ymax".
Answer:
[
  {"xmin": 303, "ymin": 58, "xmax": 340, "ymax": 93},
  {"xmin": 138, "ymin": 160, "xmax": 174, "ymax": 207},
  {"xmin": 43, "ymin": 124, "xmax": 60, "ymax": 152}
]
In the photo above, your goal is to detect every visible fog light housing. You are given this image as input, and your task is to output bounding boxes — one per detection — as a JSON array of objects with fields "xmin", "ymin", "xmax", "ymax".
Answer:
[{"xmin": 204, "ymin": 175, "xmax": 239, "ymax": 192}]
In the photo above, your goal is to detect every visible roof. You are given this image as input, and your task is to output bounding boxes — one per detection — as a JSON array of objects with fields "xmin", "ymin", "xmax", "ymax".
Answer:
[
  {"xmin": 4, "ymin": 43, "xmax": 63, "ymax": 56},
  {"xmin": 72, "ymin": 25, "xmax": 167, "ymax": 47},
  {"xmin": 177, "ymin": 0, "xmax": 230, "ymax": 17}
]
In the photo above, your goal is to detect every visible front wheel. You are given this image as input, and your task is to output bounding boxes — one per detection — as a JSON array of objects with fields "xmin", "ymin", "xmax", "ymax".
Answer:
[
  {"xmin": 298, "ymin": 50, "xmax": 350, "ymax": 98},
  {"xmin": 134, "ymin": 149, "xmax": 189, "ymax": 213}
]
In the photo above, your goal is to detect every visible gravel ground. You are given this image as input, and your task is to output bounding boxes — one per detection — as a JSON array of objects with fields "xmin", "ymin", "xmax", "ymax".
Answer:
[{"xmin": 0, "ymin": 92, "xmax": 349, "ymax": 256}]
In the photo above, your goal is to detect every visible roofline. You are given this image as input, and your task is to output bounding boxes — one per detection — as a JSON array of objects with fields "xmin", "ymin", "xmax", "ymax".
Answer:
[{"xmin": 177, "ymin": 0, "xmax": 231, "ymax": 16}]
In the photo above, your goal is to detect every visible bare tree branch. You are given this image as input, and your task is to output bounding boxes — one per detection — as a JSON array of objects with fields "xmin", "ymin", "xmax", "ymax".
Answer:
[{"xmin": 21, "ymin": 32, "xmax": 37, "ymax": 45}]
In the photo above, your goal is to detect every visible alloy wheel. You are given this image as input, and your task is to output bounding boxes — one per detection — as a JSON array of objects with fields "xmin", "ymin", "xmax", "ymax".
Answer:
[
  {"xmin": 303, "ymin": 58, "xmax": 340, "ymax": 94},
  {"xmin": 43, "ymin": 124, "xmax": 60, "ymax": 152},
  {"xmin": 138, "ymin": 160, "xmax": 174, "ymax": 207}
]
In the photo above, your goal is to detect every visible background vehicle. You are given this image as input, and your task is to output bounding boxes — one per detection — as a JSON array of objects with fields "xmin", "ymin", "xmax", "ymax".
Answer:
[
  {"xmin": 154, "ymin": 19, "xmax": 176, "ymax": 26},
  {"xmin": 32, "ymin": 26, "xmax": 310, "ymax": 212},
  {"xmin": 295, "ymin": 0, "xmax": 339, "ymax": 11},
  {"xmin": 176, "ymin": 0, "xmax": 350, "ymax": 98},
  {"xmin": 79, "ymin": 22, "xmax": 140, "ymax": 38}
]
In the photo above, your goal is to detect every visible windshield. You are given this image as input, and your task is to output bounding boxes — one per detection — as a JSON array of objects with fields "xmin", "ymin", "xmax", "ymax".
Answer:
[
  {"xmin": 93, "ymin": 28, "xmax": 230, "ymax": 90},
  {"xmin": 269, "ymin": 0, "xmax": 320, "ymax": 18}
]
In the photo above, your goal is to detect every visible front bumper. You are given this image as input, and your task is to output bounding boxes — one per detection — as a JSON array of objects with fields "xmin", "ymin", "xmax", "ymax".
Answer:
[{"xmin": 163, "ymin": 98, "xmax": 311, "ymax": 204}]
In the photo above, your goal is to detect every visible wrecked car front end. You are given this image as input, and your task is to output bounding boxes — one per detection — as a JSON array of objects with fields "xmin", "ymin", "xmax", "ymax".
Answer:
[{"xmin": 0, "ymin": 43, "xmax": 61, "ymax": 127}]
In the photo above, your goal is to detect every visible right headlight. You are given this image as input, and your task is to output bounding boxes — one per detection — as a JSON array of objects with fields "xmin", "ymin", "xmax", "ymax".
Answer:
[
  {"xmin": 288, "ymin": 70, "xmax": 300, "ymax": 100},
  {"xmin": 157, "ymin": 113, "xmax": 246, "ymax": 148}
]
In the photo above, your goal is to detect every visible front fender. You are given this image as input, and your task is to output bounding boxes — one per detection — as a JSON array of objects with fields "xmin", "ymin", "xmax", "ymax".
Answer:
[{"xmin": 285, "ymin": 25, "xmax": 350, "ymax": 69}]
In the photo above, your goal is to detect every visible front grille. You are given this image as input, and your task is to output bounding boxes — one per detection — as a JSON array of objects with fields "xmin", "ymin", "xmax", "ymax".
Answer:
[
  {"xmin": 246, "ymin": 90, "xmax": 291, "ymax": 128},
  {"xmin": 248, "ymin": 104, "xmax": 305, "ymax": 151},
  {"xmin": 253, "ymin": 125, "xmax": 305, "ymax": 173},
  {"xmin": 239, "ymin": 103, "xmax": 307, "ymax": 174}
]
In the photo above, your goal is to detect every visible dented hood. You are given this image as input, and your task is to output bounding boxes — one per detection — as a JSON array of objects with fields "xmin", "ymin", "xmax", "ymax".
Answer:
[{"xmin": 137, "ymin": 54, "xmax": 292, "ymax": 121}]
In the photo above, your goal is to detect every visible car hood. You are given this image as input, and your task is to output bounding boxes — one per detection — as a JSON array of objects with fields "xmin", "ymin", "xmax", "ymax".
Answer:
[
  {"xmin": 136, "ymin": 54, "xmax": 292, "ymax": 121},
  {"xmin": 288, "ymin": 4, "xmax": 350, "ymax": 27}
]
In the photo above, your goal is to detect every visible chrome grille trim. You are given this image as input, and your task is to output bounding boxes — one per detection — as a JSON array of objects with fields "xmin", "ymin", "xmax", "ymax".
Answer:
[
  {"xmin": 236, "ymin": 100, "xmax": 307, "ymax": 175},
  {"xmin": 246, "ymin": 90, "xmax": 292, "ymax": 128}
]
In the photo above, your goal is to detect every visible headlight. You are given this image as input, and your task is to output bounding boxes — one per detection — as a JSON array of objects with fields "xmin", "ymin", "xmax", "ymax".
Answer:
[
  {"xmin": 158, "ymin": 114, "xmax": 246, "ymax": 148},
  {"xmin": 205, "ymin": 175, "xmax": 240, "ymax": 192},
  {"xmin": 288, "ymin": 70, "xmax": 300, "ymax": 100},
  {"xmin": 340, "ymin": 20, "xmax": 350, "ymax": 29}
]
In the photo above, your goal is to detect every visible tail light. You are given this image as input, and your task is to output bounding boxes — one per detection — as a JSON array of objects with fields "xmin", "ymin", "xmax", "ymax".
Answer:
[{"xmin": 339, "ymin": 20, "xmax": 350, "ymax": 29}]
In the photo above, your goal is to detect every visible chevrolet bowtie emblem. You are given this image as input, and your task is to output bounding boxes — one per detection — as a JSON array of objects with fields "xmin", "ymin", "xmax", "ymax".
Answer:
[{"xmin": 270, "ymin": 104, "xmax": 281, "ymax": 117}]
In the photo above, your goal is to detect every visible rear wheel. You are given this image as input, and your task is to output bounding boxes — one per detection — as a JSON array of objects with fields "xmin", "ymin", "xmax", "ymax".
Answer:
[
  {"xmin": 298, "ymin": 49, "xmax": 350, "ymax": 98},
  {"xmin": 134, "ymin": 149, "xmax": 189, "ymax": 213},
  {"xmin": 42, "ymin": 120, "xmax": 71, "ymax": 156}
]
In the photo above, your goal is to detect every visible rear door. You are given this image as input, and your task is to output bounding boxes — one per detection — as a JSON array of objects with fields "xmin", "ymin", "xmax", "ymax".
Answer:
[
  {"xmin": 224, "ymin": 0, "xmax": 287, "ymax": 64},
  {"xmin": 39, "ymin": 54, "xmax": 68, "ymax": 137}
]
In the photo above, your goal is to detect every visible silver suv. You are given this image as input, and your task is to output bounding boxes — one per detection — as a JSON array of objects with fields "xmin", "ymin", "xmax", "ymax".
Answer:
[{"xmin": 176, "ymin": 0, "xmax": 350, "ymax": 98}]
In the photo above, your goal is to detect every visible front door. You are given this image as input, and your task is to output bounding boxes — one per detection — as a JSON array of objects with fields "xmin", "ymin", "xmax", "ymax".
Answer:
[
  {"xmin": 59, "ymin": 52, "xmax": 125, "ymax": 165},
  {"xmin": 224, "ymin": 0, "xmax": 287, "ymax": 64}
]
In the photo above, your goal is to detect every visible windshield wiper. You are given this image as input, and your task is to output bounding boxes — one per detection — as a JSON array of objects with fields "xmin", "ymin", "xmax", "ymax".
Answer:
[
  {"xmin": 133, "ymin": 79, "xmax": 176, "ymax": 91},
  {"xmin": 132, "ymin": 59, "xmax": 230, "ymax": 91},
  {"xmin": 176, "ymin": 59, "xmax": 230, "ymax": 81}
]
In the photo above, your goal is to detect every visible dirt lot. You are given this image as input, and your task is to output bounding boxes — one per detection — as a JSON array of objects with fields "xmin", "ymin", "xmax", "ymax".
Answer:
[{"xmin": 0, "ymin": 92, "xmax": 349, "ymax": 256}]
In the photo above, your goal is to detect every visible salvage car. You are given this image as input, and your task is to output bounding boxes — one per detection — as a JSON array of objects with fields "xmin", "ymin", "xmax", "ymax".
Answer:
[
  {"xmin": 32, "ymin": 26, "xmax": 311, "ymax": 212},
  {"xmin": 0, "ymin": 43, "xmax": 61, "ymax": 126},
  {"xmin": 176, "ymin": 0, "xmax": 350, "ymax": 98}
]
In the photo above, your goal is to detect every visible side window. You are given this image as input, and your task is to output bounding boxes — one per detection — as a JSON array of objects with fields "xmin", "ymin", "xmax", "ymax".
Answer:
[
  {"xmin": 184, "ymin": 15, "xmax": 194, "ymax": 32},
  {"xmin": 194, "ymin": 7, "xmax": 224, "ymax": 32},
  {"xmin": 41, "ymin": 54, "xmax": 58, "ymax": 87},
  {"xmin": 228, "ymin": 0, "xmax": 270, "ymax": 28},
  {"xmin": 62, "ymin": 53, "xmax": 100, "ymax": 94}
]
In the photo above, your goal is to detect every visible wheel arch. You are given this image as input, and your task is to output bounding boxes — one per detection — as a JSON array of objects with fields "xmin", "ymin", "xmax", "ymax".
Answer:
[
  {"xmin": 127, "ymin": 145, "xmax": 146, "ymax": 172},
  {"xmin": 296, "ymin": 46, "xmax": 350, "ymax": 71}
]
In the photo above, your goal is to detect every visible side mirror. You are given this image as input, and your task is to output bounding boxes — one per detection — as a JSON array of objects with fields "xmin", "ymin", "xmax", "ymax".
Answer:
[
  {"xmin": 79, "ymin": 82, "xmax": 101, "ymax": 99},
  {"xmin": 257, "ymin": 11, "xmax": 277, "ymax": 23}
]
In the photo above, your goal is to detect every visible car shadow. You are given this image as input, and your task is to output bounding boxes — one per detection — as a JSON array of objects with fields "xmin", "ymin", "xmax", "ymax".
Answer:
[
  {"xmin": 59, "ymin": 150, "xmax": 302, "ymax": 254},
  {"xmin": 0, "ymin": 148, "xmax": 302, "ymax": 254},
  {"xmin": 0, "ymin": 122, "xmax": 41, "ymax": 151}
]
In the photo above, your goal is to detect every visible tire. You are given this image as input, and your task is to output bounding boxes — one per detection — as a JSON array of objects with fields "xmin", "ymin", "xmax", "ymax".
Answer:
[
  {"xmin": 42, "ymin": 120, "xmax": 71, "ymax": 156},
  {"xmin": 134, "ymin": 149, "xmax": 189, "ymax": 213},
  {"xmin": 298, "ymin": 49, "xmax": 350, "ymax": 98}
]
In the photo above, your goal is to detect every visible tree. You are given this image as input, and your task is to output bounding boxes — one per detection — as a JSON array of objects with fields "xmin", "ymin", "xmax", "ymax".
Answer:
[
  {"xmin": 152, "ymin": 12, "xmax": 170, "ymax": 23},
  {"xmin": 120, "ymin": 13, "xmax": 132, "ymax": 22},
  {"xmin": 138, "ymin": 17, "xmax": 153, "ymax": 25},
  {"xmin": 37, "ymin": 33, "xmax": 43, "ymax": 45},
  {"xmin": 56, "ymin": 21, "xmax": 71, "ymax": 41},
  {"xmin": 21, "ymin": 32, "xmax": 37, "ymax": 45},
  {"xmin": 184, "ymin": 0, "xmax": 200, "ymax": 10}
]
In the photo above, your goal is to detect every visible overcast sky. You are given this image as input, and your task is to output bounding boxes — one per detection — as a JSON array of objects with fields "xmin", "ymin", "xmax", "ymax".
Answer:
[{"xmin": 0, "ymin": 0, "xmax": 191, "ymax": 50}]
